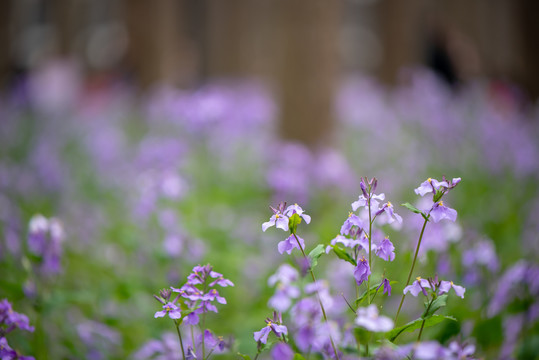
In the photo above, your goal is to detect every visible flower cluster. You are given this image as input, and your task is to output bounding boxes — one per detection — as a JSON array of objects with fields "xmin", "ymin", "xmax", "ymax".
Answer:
[
  {"xmin": 151, "ymin": 264, "xmax": 233, "ymax": 359},
  {"xmin": 0, "ymin": 299, "xmax": 35, "ymax": 360}
]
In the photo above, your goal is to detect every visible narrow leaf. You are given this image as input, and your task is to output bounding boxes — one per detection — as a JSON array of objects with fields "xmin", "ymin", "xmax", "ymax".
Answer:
[
  {"xmin": 330, "ymin": 245, "xmax": 357, "ymax": 266},
  {"xmin": 308, "ymin": 244, "xmax": 325, "ymax": 269},
  {"xmin": 237, "ymin": 353, "xmax": 251, "ymax": 360},
  {"xmin": 386, "ymin": 314, "xmax": 456, "ymax": 342},
  {"xmin": 401, "ymin": 202, "xmax": 422, "ymax": 214}
]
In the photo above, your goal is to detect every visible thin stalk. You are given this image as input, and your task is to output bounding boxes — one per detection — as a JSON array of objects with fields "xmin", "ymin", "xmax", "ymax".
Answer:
[
  {"xmin": 417, "ymin": 297, "xmax": 434, "ymax": 341},
  {"xmin": 367, "ymin": 200, "xmax": 372, "ymax": 305},
  {"xmin": 174, "ymin": 320, "xmax": 187, "ymax": 360},
  {"xmin": 365, "ymin": 198, "xmax": 373, "ymax": 357},
  {"xmin": 395, "ymin": 217, "xmax": 429, "ymax": 324},
  {"xmin": 293, "ymin": 233, "xmax": 340, "ymax": 360}
]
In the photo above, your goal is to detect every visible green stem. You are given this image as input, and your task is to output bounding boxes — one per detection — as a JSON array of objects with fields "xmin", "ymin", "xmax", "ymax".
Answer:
[
  {"xmin": 367, "ymin": 201, "xmax": 372, "ymax": 306},
  {"xmin": 365, "ymin": 197, "xmax": 373, "ymax": 357},
  {"xmin": 417, "ymin": 297, "xmax": 435, "ymax": 341},
  {"xmin": 174, "ymin": 320, "xmax": 187, "ymax": 360},
  {"xmin": 293, "ymin": 233, "xmax": 340, "ymax": 360},
  {"xmin": 395, "ymin": 217, "xmax": 429, "ymax": 324}
]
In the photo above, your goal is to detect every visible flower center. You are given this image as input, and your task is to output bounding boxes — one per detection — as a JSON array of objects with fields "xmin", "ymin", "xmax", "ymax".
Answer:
[
  {"xmin": 439, "ymin": 201, "xmax": 444, "ymax": 206},
  {"xmin": 387, "ymin": 201, "xmax": 392, "ymax": 207},
  {"xmin": 427, "ymin": 178, "xmax": 432, "ymax": 183},
  {"xmin": 267, "ymin": 321, "xmax": 272, "ymax": 327},
  {"xmin": 416, "ymin": 276, "xmax": 422, "ymax": 281},
  {"xmin": 348, "ymin": 212, "xmax": 353, "ymax": 217}
]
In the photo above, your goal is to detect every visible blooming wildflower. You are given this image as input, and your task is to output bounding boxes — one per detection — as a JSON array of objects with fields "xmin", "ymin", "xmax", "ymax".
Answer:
[
  {"xmin": 271, "ymin": 342, "xmax": 294, "ymax": 360},
  {"xmin": 375, "ymin": 237, "xmax": 395, "ymax": 261},
  {"xmin": 262, "ymin": 212, "xmax": 290, "ymax": 232},
  {"xmin": 202, "ymin": 289, "xmax": 227, "ymax": 304},
  {"xmin": 377, "ymin": 201, "xmax": 403, "ymax": 224},
  {"xmin": 354, "ymin": 257, "xmax": 371, "ymax": 286},
  {"xmin": 340, "ymin": 213, "xmax": 366, "ymax": 236},
  {"xmin": 414, "ymin": 178, "xmax": 449, "ymax": 196},
  {"xmin": 429, "ymin": 201, "xmax": 457, "ymax": 223},
  {"xmin": 253, "ymin": 318, "xmax": 288, "ymax": 344},
  {"xmin": 438, "ymin": 280, "xmax": 466, "ymax": 298},
  {"xmin": 284, "ymin": 203, "xmax": 311, "ymax": 224},
  {"xmin": 352, "ymin": 193, "xmax": 385, "ymax": 212},
  {"xmin": 278, "ymin": 235, "xmax": 305, "ymax": 254},
  {"xmin": 355, "ymin": 305, "xmax": 394, "ymax": 332},
  {"xmin": 403, "ymin": 277, "xmax": 431, "ymax": 297},
  {"xmin": 154, "ymin": 302, "xmax": 182, "ymax": 319},
  {"xmin": 208, "ymin": 272, "xmax": 235, "ymax": 287},
  {"xmin": 377, "ymin": 278, "xmax": 392, "ymax": 296}
]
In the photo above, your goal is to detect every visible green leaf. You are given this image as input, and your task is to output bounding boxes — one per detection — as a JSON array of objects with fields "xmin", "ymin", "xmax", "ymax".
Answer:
[
  {"xmin": 422, "ymin": 294, "xmax": 448, "ymax": 319},
  {"xmin": 289, "ymin": 213, "xmax": 302, "ymax": 233},
  {"xmin": 237, "ymin": 353, "xmax": 251, "ymax": 360},
  {"xmin": 355, "ymin": 283, "xmax": 381, "ymax": 306},
  {"xmin": 308, "ymin": 244, "xmax": 325, "ymax": 269},
  {"xmin": 386, "ymin": 314, "xmax": 456, "ymax": 342},
  {"xmin": 401, "ymin": 202, "xmax": 422, "ymax": 214},
  {"xmin": 330, "ymin": 245, "xmax": 357, "ymax": 266},
  {"xmin": 293, "ymin": 354, "xmax": 306, "ymax": 360}
]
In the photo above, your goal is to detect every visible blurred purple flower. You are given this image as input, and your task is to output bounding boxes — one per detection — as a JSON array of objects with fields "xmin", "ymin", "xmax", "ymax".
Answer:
[
  {"xmin": 403, "ymin": 277, "xmax": 431, "ymax": 297},
  {"xmin": 438, "ymin": 281, "xmax": 466, "ymax": 299},
  {"xmin": 271, "ymin": 342, "xmax": 294, "ymax": 360},
  {"xmin": 375, "ymin": 237, "xmax": 395, "ymax": 261},
  {"xmin": 354, "ymin": 257, "xmax": 371, "ymax": 286},
  {"xmin": 429, "ymin": 201, "xmax": 457, "ymax": 223},
  {"xmin": 355, "ymin": 305, "xmax": 394, "ymax": 332},
  {"xmin": 253, "ymin": 318, "xmax": 288, "ymax": 344},
  {"xmin": 278, "ymin": 235, "xmax": 305, "ymax": 255},
  {"xmin": 154, "ymin": 303, "xmax": 182, "ymax": 319},
  {"xmin": 415, "ymin": 178, "xmax": 449, "ymax": 196},
  {"xmin": 284, "ymin": 204, "xmax": 311, "ymax": 224},
  {"xmin": 377, "ymin": 278, "xmax": 392, "ymax": 296}
]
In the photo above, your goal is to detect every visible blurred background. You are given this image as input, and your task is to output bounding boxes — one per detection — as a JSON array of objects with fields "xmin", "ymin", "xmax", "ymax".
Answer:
[{"xmin": 1, "ymin": 0, "xmax": 538, "ymax": 359}]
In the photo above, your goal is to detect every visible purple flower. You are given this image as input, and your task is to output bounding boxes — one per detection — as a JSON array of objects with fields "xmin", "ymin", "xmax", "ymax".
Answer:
[
  {"xmin": 352, "ymin": 193, "xmax": 385, "ymax": 212},
  {"xmin": 209, "ymin": 275, "xmax": 235, "ymax": 288},
  {"xmin": 438, "ymin": 280, "xmax": 466, "ymax": 299},
  {"xmin": 377, "ymin": 201, "xmax": 403, "ymax": 224},
  {"xmin": 271, "ymin": 342, "xmax": 294, "ymax": 360},
  {"xmin": 202, "ymin": 289, "xmax": 227, "ymax": 304},
  {"xmin": 354, "ymin": 257, "xmax": 371, "ymax": 286},
  {"xmin": 154, "ymin": 302, "xmax": 182, "ymax": 319},
  {"xmin": 375, "ymin": 237, "xmax": 395, "ymax": 261},
  {"xmin": 262, "ymin": 212, "xmax": 290, "ymax": 232},
  {"xmin": 278, "ymin": 235, "xmax": 305, "ymax": 255},
  {"xmin": 403, "ymin": 277, "xmax": 431, "ymax": 297},
  {"xmin": 429, "ymin": 201, "xmax": 457, "ymax": 223},
  {"xmin": 414, "ymin": 178, "xmax": 449, "ymax": 196},
  {"xmin": 268, "ymin": 284, "xmax": 300, "ymax": 312},
  {"xmin": 377, "ymin": 278, "xmax": 392, "ymax": 296},
  {"xmin": 253, "ymin": 319, "xmax": 288, "ymax": 344},
  {"xmin": 340, "ymin": 213, "xmax": 366, "ymax": 236},
  {"xmin": 284, "ymin": 203, "xmax": 311, "ymax": 224},
  {"xmin": 355, "ymin": 305, "xmax": 393, "ymax": 332},
  {"xmin": 0, "ymin": 299, "xmax": 35, "ymax": 333},
  {"xmin": 268, "ymin": 264, "xmax": 299, "ymax": 286}
]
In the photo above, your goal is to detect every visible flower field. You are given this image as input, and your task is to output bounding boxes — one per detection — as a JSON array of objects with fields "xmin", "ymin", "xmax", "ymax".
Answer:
[{"xmin": 1, "ymin": 63, "xmax": 539, "ymax": 359}]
